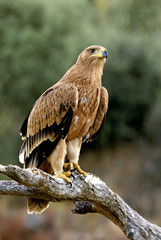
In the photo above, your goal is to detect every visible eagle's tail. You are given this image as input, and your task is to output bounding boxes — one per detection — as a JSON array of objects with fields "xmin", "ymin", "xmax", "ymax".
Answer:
[
  {"xmin": 27, "ymin": 160, "xmax": 53, "ymax": 214},
  {"xmin": 27, "ymin": 198, "xmax": 49, "ymax": 214}
]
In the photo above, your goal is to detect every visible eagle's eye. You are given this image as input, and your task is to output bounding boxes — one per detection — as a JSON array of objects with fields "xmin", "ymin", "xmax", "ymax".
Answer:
[{"xmin": 89, "ymin": 49, "xmax": 95, "ymax": 53}]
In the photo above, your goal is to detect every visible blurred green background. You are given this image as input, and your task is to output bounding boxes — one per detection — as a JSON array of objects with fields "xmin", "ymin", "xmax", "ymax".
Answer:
[{"xmin": 0, "ymin": 0, "xmax": 161, "ymax": 239}]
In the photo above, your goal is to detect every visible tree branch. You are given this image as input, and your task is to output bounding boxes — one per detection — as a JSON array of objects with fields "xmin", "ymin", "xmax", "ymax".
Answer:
[{"xmin": 0, "ymin": 164, "xmax": 160, "ymax": 240}]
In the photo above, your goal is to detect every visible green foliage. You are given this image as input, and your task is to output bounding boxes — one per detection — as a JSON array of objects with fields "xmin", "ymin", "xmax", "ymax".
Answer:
[
  {"xmin": 101, "ymin": 35, "xmax": 160, "ymax": 143},
  {"xmin": 0, "ymin": 0, "xmax": 161, "ymax": 166}
]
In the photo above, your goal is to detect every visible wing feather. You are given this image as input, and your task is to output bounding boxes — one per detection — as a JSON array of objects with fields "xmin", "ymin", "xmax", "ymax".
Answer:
[
  {"xmin": 84, "ymin": 86, "xmax": 108, "ymax": 142},
  {"xmin": 19, "ymin": 83, "xmax": 78, "ymax": 166}
]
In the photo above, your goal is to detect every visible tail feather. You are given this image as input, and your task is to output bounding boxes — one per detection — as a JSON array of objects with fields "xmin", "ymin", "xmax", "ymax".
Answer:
[
  {"xmin": 27, "ymin": 198, "xmax": 49, "ymax": 214},
  {"xmin": 27, "ymin": 161, "xmax": 53, "ymax": 214}
]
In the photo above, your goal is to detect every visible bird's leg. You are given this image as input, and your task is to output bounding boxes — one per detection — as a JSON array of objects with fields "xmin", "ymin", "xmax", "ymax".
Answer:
[
  {"xmin": 53, "ymin": 172, "xmax": 72, "ymax": 184},
  {"xmin": 66, "ymin": 138, "xmax": 87, "ymax": 177},
  {"xmin": 30, "ymin": 168, "xmax": 73, "ymax": 183},
  {"xmin": 64, "ymin": 162, "xmax": 87, "ymax": 177},
  {"xmin": 47, "ymin": 139, "xmax": 73, "ymax": 184}
]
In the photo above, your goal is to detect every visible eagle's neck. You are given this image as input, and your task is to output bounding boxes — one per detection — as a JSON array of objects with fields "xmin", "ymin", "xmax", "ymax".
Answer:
[
  {"xmin": 89, "ymin": 59, "xmax": 105, "ymax": 82},
  {"xmin": 61, "ymin": 59, "xmax": 105, "ymax": 87}
]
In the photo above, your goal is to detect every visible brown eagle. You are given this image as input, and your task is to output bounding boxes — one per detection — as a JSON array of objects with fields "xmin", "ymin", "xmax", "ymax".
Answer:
[{"xmin": 19, "ymin": 45, "xmax": 108, "ymax": 214}]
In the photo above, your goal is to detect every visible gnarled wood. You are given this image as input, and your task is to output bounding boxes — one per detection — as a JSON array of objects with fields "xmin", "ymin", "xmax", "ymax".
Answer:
[{"xmin": 0, "ymin": 164, "xmax": 161, "ymax": 240}]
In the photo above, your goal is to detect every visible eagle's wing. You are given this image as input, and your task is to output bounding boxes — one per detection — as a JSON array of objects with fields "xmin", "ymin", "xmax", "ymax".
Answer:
[
  {"xmin": 19, "ymin": 83, "xmax": 78, "ymax": 167},
  {"xmin": 84, "ymin": 86, "xmax": 108, "ymax": 142}
]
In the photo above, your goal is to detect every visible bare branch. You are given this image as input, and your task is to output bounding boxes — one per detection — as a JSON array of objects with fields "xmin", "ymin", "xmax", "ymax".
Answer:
[{"xmin": 0, "ymin": 164, "xmax": 161, "ymax": 240}]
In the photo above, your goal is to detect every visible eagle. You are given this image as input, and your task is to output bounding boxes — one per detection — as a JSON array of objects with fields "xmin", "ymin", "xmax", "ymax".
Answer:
[{"xmin": 19, "ymin": 45, "xmax": 109, "ymax": 214}]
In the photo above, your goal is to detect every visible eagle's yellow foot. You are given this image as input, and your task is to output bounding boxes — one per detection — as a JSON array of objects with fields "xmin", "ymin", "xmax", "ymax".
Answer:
[
  {"xmin": 64, "ymin": 162, "xmax": 87, "ymax": 177},
  {"xmin": 54, "ymin": 172, "xmax": 71, "ymax": 184}
]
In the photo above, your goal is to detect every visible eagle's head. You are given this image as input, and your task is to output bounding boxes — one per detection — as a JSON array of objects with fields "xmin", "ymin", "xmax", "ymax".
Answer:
[{"xmin": 77, "ymin": 45, "xmax": 108, "ymax": 67}]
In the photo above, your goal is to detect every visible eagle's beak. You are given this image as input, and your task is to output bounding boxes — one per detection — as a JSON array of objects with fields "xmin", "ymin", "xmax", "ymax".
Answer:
[
  {"xmin": 102, "ymin": 49, "xmax": 108, "ymax": 59},
  {"xmin": 92, "ymin": 48, "xmax": 108, "ymax": 59}
]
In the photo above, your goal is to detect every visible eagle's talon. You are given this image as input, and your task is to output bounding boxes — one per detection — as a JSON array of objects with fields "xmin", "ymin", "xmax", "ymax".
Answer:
[
  {"xmin": 79, "ymin": 174, "xmax": 87, "ymax": 180},
  {"xmin": 63, "ymin": 162, "xmax": 73, "ymax": 172},
  {"xmin": 69, "ymin": 181, "xmax": 73, "ymax": 188},
  {"xmin": 54, "ymin": 172, "xmax": 71, "ymax": 184},
  {"xmin": 70, "ymin": 172, "xmax": 76, "ymax": 179},
  {"xmin": 72, "ymin": 163, "xmax": 87, "ymax": 177},
  {"xmin": 63, "ymin": 162, "xmax": 87, "ymax": 177},
  {"xmin": 70, "ymin": 167, "xmax": 78, "ymax": 172}
]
